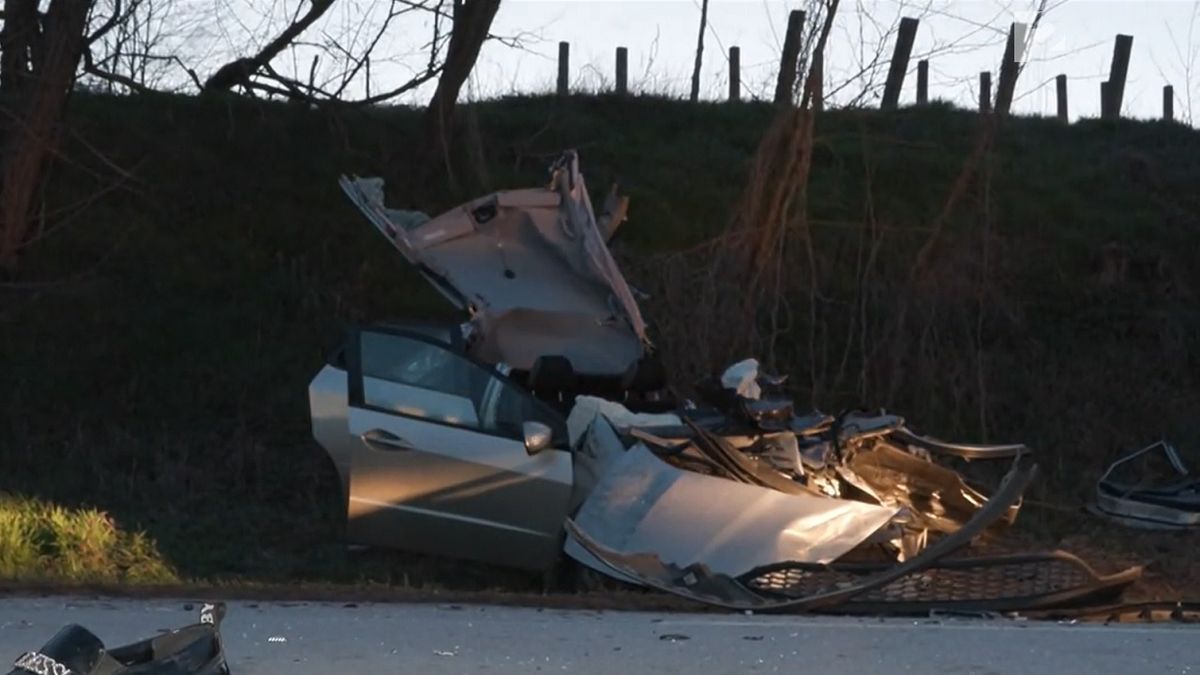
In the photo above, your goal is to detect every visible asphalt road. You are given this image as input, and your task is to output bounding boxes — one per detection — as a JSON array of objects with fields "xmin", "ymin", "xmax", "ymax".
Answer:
[{"xmin": 1, "ymin": 597, "xmax": 1197, "ymax": 674}]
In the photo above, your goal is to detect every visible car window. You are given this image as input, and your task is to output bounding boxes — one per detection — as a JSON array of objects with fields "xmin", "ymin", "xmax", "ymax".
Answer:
[{"xmin": 357, "ymin": 330, "xmax": 565, "ymax": 444}]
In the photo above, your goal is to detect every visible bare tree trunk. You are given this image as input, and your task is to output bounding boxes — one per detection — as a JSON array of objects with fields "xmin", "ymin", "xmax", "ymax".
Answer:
[
  {"xmin": 0, "ymin": 0, "xmax": 91, "ymax": 270},
  {"xmin": 203, "ymin": 0, "xmax": 337, "ymax": 92},
  {"xmin": 689, "ymin": 0, "xmax": 709, "ymax": 103},
  {"xmin": 0, "ymin": 0, "xmax": 41, "ymax": 94},
  {"xmin": 421, "ymin": 0, "xmax": 501, "ymax": 182}
]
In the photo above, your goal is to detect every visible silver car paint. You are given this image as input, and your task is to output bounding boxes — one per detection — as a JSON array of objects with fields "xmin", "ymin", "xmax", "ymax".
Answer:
[
  {"xmin": 563, "ymin": 444, "xmax": 900, "ymax": 577},
  {"xmin": 308, "ymin": 355, "xmax": 573, "ymax": 571}
]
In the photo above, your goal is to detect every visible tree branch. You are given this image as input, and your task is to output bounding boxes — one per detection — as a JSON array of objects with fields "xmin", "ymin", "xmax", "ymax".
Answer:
[
  {"xmin": 86, "ymin": 0, "xmax": 124, "ymax": 47},
  {"xmin": 203, "ymin": 0, "xmax": 338, "ymax": 92},
  {"xmin": 82, "ymin": 46, "xmax": 155, "ymax": 93}
]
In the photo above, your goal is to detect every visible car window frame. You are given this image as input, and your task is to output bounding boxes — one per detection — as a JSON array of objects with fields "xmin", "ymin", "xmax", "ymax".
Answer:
[{"xmin": 345, "ymin": 323, "xmax": 569, "ymax": 448}]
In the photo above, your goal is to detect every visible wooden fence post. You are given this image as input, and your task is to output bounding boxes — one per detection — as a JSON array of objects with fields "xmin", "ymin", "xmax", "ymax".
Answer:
[
  {"xmin": 615, "ymin": 47, "xmax": 628, "ymax": 96},
  {"xmin": 979, "ymin": 71, "xmax": 991, "ymax": 113},
  {"xmin": 557, "ymin": 41, "xmax": 569, "ymax": 97},
  {"xmin": 1055, "ymin": 74, "xmax": 1068, "ymax": 122},
  {"xmin": 881, "ymin": 16, "xmax": 919, "ymax": 109},
  {"xmin": 774, "ymin": 10, "xmax": 805, "ymax": 105},
  {"xmin": 729, "ymin": 46, "xmax": 740, "ymax": 101},
  {"xmin": 994, "ymin": 22, "xmax": 1025, "ymax": 116},
  {"xmin": 1100, "ymin": 81, "xmax": 1110, "ymax": 118},
  {"xmin": 1164, "ymin": 85, "xmax": 1174, "ymax": 121},
  {"xmin": 916, "ymin": 59, "xmax": 928, "ymax": 105},
  {"xmin": 1102, "ymin": 34, "xmax": 1133, "ymax": 119}
]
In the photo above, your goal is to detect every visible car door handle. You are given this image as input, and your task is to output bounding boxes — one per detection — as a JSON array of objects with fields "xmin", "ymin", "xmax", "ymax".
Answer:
[{"xmin": 361, "ymin": 428, "xmax": 415, "ymax": 451}]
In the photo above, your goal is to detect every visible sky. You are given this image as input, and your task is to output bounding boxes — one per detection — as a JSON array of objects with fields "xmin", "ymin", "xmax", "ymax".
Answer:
[
  {"xmin": 153, "ymin": 0, "xmax": 1200, "ymax": 125},
  {"xmin": 471, "ymin": 0, "xmax": 1200, "ymax": 122}
]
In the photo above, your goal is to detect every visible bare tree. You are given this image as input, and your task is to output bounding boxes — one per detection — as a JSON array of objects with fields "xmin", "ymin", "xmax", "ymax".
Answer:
[
  {"xmin": 1163, "ymin": 1, "xmax": 1199, "ymax": 125},
  {"xmin": 1, "ymin": 0, "xmax": 94, "ymax": 270},
  {"xmin": 421, "ymin": 0, "xmax": 501, "ymax": 181},
  {"xmin": 79, "ymin": 0, "xmax": 202, "ymax": 93},
  {"xmin": 0, "ymin": 0, "xmax": 42, "ymax": 95}
]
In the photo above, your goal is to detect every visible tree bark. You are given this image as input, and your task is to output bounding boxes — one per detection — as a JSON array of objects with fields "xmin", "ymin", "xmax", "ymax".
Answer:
[
  {"xmin": 689, "ymin": 0, "xmax": 709, "ymax": 103},
  {"xmin": 0, "ymin": 0, "xmax": 91, "ymax": 270},
  {"xmin": 0, "ymin": 0, "xmax": 41, "ymax": 94},
  {"xmin": 203, "ymin": 0, "xmax": 337, "ymax": 92},
  {"xmin": 421, "ymin": 0, "xmax": 501, "ymax": 181}
]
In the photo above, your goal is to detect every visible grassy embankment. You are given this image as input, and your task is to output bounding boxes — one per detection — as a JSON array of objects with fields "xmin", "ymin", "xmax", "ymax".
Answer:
[{"xmin": 3, "ymin": 91, "xmax": 1200, "ymax": 596}]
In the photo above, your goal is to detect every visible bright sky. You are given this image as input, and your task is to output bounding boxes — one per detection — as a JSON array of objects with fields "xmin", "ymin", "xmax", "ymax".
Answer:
[
  {"xmin": 471, "ymin": 1, "xmax": 1200, "ymax": 123},
  {"xmin": 167, "ymin": 1, "xmax": 1200, "ymax": 125}
]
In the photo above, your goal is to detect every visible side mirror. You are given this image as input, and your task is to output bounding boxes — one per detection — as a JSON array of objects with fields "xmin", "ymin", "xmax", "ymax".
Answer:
[{"xmin": 523, "ymin": 421, "xmax": 553, "ymax": 455}]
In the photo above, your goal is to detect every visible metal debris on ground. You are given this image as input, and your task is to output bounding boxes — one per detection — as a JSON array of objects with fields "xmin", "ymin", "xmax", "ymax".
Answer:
[
  {"xmin": 1090, "ymin": 440, "xmax": 1200, "ymax": 529},
  {"xmin": 312, "ymin": 149, "xmax": 1189, "ymax": 619}
]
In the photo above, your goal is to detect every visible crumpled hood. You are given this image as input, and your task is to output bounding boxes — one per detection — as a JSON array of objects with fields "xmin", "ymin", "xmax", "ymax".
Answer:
[{"xmin": 340, "ymin": 151, "xmax": 650, "ymax": 376}]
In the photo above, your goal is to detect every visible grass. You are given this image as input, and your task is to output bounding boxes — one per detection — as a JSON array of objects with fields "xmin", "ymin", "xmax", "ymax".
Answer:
[
  {"xmin": 0, "ymin": 493, "xmax": 176, "ymax": 583},
  {"xmin": 2, "ymin": 91, "xmax": 1200, "ymax": 593}
]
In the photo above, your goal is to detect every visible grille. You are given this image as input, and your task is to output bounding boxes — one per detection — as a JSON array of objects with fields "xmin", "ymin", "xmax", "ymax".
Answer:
[{"xmin": 744, "ymin": 555, "xmax": 1098, "ymax": 605}]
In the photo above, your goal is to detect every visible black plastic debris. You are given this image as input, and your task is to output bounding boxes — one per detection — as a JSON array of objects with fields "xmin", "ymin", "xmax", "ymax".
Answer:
[
  {"xmin": 6, "ymin": 603, "xmax": 230, "ymax": 675},
  {"xmin": 1090, "ymin": 440, "xmax": 1200, "ymax": 529}
]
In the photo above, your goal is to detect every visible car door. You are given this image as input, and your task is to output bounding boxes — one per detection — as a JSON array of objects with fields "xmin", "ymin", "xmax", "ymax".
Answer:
[{"xmin": 344, "ymin": 326, "xmax": 574, "ymax": 571}]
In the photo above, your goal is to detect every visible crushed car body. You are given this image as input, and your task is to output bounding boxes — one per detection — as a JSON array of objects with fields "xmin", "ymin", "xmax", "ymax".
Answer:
[{"xmin": 309, "ymin": 150, "xmax": 1144, "ymax": 614}]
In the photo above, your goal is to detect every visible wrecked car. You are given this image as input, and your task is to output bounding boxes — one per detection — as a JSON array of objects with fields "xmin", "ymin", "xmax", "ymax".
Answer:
[{"xmin": 308, "ymin": 151, "xmax": 1144, "ymax": 613}]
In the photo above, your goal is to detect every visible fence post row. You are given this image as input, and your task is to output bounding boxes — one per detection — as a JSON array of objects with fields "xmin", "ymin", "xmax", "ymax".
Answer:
[
  {"xmin": 559, "ymin": 31, "xmax": 1159, "ymax": 120},
  {"xmin": 880, "ymin": 16, "xmax": 919, "ymax": 110}
]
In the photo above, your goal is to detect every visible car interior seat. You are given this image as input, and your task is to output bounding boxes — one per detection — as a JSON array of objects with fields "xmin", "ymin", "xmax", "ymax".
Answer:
[
  {"xmin": 527, "ymin": 355, "xmax": 578, "ymax": 412},
  {"xmin": 620, "ymin": 353, "xmax": 677, "ymax": 413}
]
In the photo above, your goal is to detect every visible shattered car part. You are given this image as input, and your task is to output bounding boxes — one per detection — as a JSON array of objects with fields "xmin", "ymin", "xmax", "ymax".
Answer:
[
  {"xmin": 562, "ymin": 444, "xmax": 901, "ymax": 579},
  {"xmin": 1090, "ymin": 440, "xmax": 1200, "ymax": 529},
  {"xmin": 312, "ymin": 151, "xmax": 1155, "ymax": 616},
  {"xmin": 339, "ymin": 151, "xmax": 649, "ymax": 377},
  {"xmin": 563, "ymin": 451, "xmax": 1038, "ymax": 612},
  {"xmin": 7, "ymin": 603, "xmax": 229, "ymax": 675}
]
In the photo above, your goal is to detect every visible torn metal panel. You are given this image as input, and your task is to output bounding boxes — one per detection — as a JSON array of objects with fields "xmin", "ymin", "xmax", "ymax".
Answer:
[
  {"xmin": 564, "ymin": 451, "xmax": 1037, "ymax": 611},
  {"xmin": 568, "ymin": 415, "xmax": 626, "ymax": 513},
  {"xmin": 563, "ymin": 444, "xmax": 901, "ymax": 581},
  {"xmin": 839, "ymin": 442, "xmax": 1022, "ymax": 535},
  {"xmin": 683, "ymin": 418, "xmax": 817, "ymax": 496},
  {"xmin": 338, "ymin": 151, "xmax": 649, "ymax": 377},
  {"xmin": 890, "ymin": 426, "xmax": 1028, "ymax": 459},
  {"xmin": 1091, "ymin": 441, "xmax": 1200, "ymax": 529}
]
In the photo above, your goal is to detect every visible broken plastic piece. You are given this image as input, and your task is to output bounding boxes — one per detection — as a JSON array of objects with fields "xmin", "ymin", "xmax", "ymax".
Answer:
[{"xmin": 1091, "ymin": 440, "xmax": 1200, "ymax": 529}]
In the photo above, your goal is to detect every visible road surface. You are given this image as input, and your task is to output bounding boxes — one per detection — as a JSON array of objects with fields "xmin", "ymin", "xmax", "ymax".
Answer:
[{"xmin": 1, "ymin": 596, "xmax": 1196, "ymax": 674}]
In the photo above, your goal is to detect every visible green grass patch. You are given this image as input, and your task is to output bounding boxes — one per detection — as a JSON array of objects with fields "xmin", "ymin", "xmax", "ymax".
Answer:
[{"xmin": 0, "ymin": 493, "xmax": 176, "ymax": 583}]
